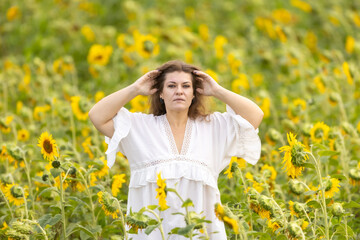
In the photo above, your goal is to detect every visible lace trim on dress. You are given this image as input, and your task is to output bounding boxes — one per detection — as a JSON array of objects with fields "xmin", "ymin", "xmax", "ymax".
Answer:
[
  {"xmin": 131, "ymin": 155, "xmax": 210, "ymax": 171},
  {"xmin": 162, "ymin": 115, "xmax": 193, "ymax": 155}
]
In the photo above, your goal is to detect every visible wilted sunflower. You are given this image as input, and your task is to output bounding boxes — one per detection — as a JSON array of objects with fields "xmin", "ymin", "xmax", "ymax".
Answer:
[
  {"xmin": 310, "ymin": 122, "xmax": 330, "ymax": 143},
  {"xmin": 279, "ymin": 132, "xmax": 309, "ymax": 179},
  {"xmin": 37, "ymin": 131, "xmax": 60, "ymax": 161},
  {"xmin": 268, "ymin": 219, "xmax": 281, "ymax": 233},
  {"xmin": 97, "ymin": 191, "xmax": 119, "ymax": 219},
  {"xmin": 3, "ymin": 184, "xmax": 28, "ymax": 206}
]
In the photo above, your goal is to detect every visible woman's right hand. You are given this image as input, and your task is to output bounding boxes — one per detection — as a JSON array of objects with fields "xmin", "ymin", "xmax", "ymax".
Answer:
[{"xmin": 133, "ymin": 70, "xmax": 162, "ymax": 96}]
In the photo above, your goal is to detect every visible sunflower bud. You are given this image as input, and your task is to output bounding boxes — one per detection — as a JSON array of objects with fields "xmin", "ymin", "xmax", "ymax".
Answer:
[
  {"xmin": 289, "ymin": 179, "xmax": 305, "ymax": 195},
  {"xmin": 281, "ymin": 119, "xmax": 297, "ymax": 132},
  {"xmin": 52, "ymin": 160, "xmax": 61, "ymax": 168},
  {"xmin": 349, "ymin": 168, "xmax": 360, "ymax": 186},
  {"xmin": 288, "ymin": 222, "xmax": 303, "ymax": 239},
  {"xmin": 328, "ymin": 92, "xmax": 340, "ymax": 105},
  {"xmin": 331, "ymin": 202, "xmax": 344, "ymax": 216},
  {"xmin": 301, "ymin": 123, "xmax": 312, "ymax": 137},
  {"xmin": 42, "ymin": 174, "xmax": 49, "ymax": 182},
  {"xmin": 247, "ymin": 187, "xmax": 260, "ymax": 200},
  {"xmin": 68, "ymin": 166, "xmax": 76, "ymax": 175},
  {"xmin": 5, "ymin": 228, "xmax": 28, "ymax": 239},
  {"xmin": 258, "ymin": 195, "xmax": 274, "ymax": 213},
  {"xmin": 12, "ymin": 221, "xmax": 33, "ymax": 235},
  {"xmin": 268, "ymin": 128, "xmax": 282, "ymax": 142},
  {"xmin": 341, "ymin": 122, "xmax": 357, "ymax": 137}
]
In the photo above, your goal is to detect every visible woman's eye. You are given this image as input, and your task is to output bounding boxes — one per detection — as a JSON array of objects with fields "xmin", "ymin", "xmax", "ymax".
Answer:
[
  {"xmin": 183, "ymin": 85, "xmax": 190, "ymax": 88},
  {"xmin": 168, "ymin": 85, "xmax": 175, "ymax": 88}
]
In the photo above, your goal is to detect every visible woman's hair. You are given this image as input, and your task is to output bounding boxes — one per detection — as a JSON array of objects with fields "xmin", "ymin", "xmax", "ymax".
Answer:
[{"xmin": 149, "ymin": 60, "xmax": 209, "ymax": 120}]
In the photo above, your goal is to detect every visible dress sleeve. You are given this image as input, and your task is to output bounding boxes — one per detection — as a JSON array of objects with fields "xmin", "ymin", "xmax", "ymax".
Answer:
[
  {"xmin": 104, "ymin": 107, "xmax": 132, "ymax": 169},
  {"xmin": 212, "ymin": 104, "xmax": 261, "ymax": 171}
]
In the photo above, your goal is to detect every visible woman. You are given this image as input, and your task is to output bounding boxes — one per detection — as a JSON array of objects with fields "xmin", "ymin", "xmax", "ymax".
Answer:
[{"xmin": 88, "ymin": 60, "xmax": 264, "ymax": 239}]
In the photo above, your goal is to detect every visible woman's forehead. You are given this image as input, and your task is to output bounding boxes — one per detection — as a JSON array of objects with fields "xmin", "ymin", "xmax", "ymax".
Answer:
[{"xmin": 164, "ymin": 71, "xmax": 192, "ymax": 83}]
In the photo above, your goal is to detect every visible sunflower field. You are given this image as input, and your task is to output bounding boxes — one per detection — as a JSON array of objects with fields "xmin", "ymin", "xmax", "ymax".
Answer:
[{"xmin": 1, "ymin": 0, "xmax": 360, "ymax": 239}]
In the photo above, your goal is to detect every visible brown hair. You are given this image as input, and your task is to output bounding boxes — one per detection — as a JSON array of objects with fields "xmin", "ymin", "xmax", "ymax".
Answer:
[{"xmin": 149, "ymin": 60, "xmax": 209, "ymax": 120}]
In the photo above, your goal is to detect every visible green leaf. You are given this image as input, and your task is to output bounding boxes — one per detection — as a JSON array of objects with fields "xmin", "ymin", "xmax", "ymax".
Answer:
[
  {"xmin": 331, "ymin": 174, "xmax": 347, "ymax": 181},
  {"xmin": 182, "ymin": 198, "xmax": 194, "ymax": 208},
  {"xmin": 303, "ymin": 163, "xmax": 315, "ymax": 169},
  {"xmin": 318, "ymin": 150, "xmax": 339, "ymax": 156},
  {"xmin": 74, "ymin": 224, "xmax": 95, "ymax": 238},
  {"xmin": 304, "ymin": 190, "xmax": 317, "ymax": 196},
  {"xmin": 50, "ymin": 168, "xmax": 61, "ymax": 178},
  {"xmin": 38, "ymin": 187, "xmax": 59, "ymax": 197},
  {"xmin": 306, "ymin": 200, "xmax": 321, "ymax": 209},
  {"xmin": 147, "ymin": 205, "xmax": 158, "ymax": 210},
  {"xmin": 145, "ymin": 223, "xmax": 160, "ymax": 235},
  {"xmin": 343, "ymin": 201, "xmax": 360, "ymax": 208},
  {"xmin": 275, "ymin": 235, "xmax": 288, "ymax": 240},
  {"xmin": 38, "ymin": 214, "xmax": 62, "ymax": 228},
  {"xmin": 177, "ymin": 224, "xmax": 196, "ymax": 235}
]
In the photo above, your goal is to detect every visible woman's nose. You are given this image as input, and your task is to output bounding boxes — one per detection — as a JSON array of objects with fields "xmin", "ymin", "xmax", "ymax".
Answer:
[{"xmin": 175, "ymin": 86, "xmax": 184, "ymax": 94}]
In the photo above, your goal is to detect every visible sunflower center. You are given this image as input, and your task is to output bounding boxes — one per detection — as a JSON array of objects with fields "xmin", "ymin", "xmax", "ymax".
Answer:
[
  {"xmin": 291, "ymin": 144, "xmax": 307, "ymax": 167},
  {"xmin": 95, "ymin": 54, "xmax": 103, "ymax": 61},
  {"xmin": 11, "ymin": 186, "xmax": 24, "ymax": 198},
  {"xmin": 324, "ymin": 179, "xmax": 333, "ymax": 191},
  {"xmin": 143, "ymin": 40, "xmax": 154, "ymax": 53},
  {"xmin": 43, "ymin": 139, "xmax": 53, "ymax": 154},
  {"xmin": 314, "ymin": 128, "xmax": 324, "ymax": 139}
]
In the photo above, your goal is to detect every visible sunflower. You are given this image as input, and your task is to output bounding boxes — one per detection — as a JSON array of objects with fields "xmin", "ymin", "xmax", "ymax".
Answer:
[
  {"xmin": 17, "ymin": 129, "xmax": 30, "ymax": 142},
  {"xmin": 156, "ymin": 172, "xmax": 169, "ymax": 211},
  {"xmin": 322, "ymin": 176, "xmax": 340, "ymax": 198},
  {"xmin": 133, "ymin": 30, "xmax": 160, "ymax": 59},
  {"xmin": 97, "ymin": 191, "xmax": 119, "ymax": 219},
  {"xmin": 37, "ymin": 131, "xmax": 60, "ymax": 161},
  {"xmin": 245, "ymin": 172, "xmax": 264, "ymax": 193},
  {"xmin": 3, "ymin": 184, "xmax": 28, "ymax": 206},
  {"xmin": 87, "ymin": 44, "xmax": 113, "ymax": 66},
  {"xmin": 70, "ymin": 96, "xmax": 89, "ymax": 121},
  {"xmin": 33, "ymin": 105, "xmax": 51, "ymax": 121},
  {"xmin": 223, "ymin": 216, "xmax": 239, "ymax": 234},
  {"xmin": 89, "ymin": 157, "xmax": 109, "ymax": 180},
  {"xmin": 310, "ymin": 122, "xmax": 330, "ymax": 143},
  {"xmin": 349, "ymin": 162, "xmax": 360, "ymax": 186},
  {"xmin": 279, "ymin": 132, "xmax": 309, "ymax": 179},
  {"xmin": 82, "ymin": 137, "xmax": 94, "ymax": 159},
  {"xmin": 268, "ymin": 219, "xmax": 281, "ymax": 233},
  {"xmin": 287, "ymin": 98, "xmax": 306, "ymax": 124},
  {"xmin": 224, "ymin": 157, "xmax": 237, "ymax": 179},
  {"xmin": 261, "ymin": 164, "xmax": 277, "ymax": 181},
  {"xmin": 0, "ymin": 116, "xmax": 13, "ymax": 134},
  {"xmin": 111, "ymin": 174, "xmax": 126, "ymax": 197}
]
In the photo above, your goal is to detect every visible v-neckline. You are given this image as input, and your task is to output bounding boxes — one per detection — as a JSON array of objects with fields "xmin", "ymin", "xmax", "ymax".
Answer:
[{"xmin": 163, "ymin": 114, "xmax": 192, "ymax": 155}]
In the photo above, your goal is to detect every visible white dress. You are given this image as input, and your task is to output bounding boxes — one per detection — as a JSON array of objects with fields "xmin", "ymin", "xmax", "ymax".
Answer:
[{"xmin": 104, "ymin": 105, "xmax": 261, "ymax": 239}]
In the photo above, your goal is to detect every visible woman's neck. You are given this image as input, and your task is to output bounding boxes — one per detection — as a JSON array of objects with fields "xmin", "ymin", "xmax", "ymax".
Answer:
[{"xmin": 165, "ymin": 110, "xmax": 188, "ymax": 128}]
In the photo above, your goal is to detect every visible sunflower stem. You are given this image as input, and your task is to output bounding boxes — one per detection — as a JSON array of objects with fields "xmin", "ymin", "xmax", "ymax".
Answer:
[
  {"xmin": 0, "ymin": 187, "xmax": 14, "ymax": 219},
  {"xmin": 144, "ymin": 208, "xmax": 165, "ymax": 240},
  {"xmin": 21, "ymin": 187, "xmax": 29, "ymax": 219},
  {"xmin": 69, "ymin": 110, "xmax": 80, "ymax": 162},
  {"xmin": 308, "ymin": 152, "xmax": 329, "ymax": 240},
  {"xmin": 300, "ymin": 205, "xmax": 316, "ymax": 237},
  {"xmin": 22, "ymin": 151, "xmax": 36, "ymax": 216},
  {"xmin": 59, "ymin": 173, "xmax": 67, "ymax": 240},
  {"xmin": 337, "ymin": 132, "xmax": 351, "ymax": 202},
  {"xmin": 238, "ymin": 169, "xmax": 253, "ymax": 238},
  {"xmin": 78, "ymin": 169, "xmax": 98, "ymax": 238},
  {"xmin": 114, "ymin": 198, "xmax": 128, "ymax": 240},
  {"xmin": 171, "ymin": 189, "xmax": 193, "ymax": 239}
]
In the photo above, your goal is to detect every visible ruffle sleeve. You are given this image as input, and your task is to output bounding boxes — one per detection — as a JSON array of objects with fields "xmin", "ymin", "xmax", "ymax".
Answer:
[
  {"xmin": 224, "ymin": 104, "xmax": 261, "ymax": 165},
  {"xmin": 213, "ymin": 105, "xmax": 261, "ymax": 171},
  {"xmin": 104, "ymin": 107, "xmax": 131, "ymax": 168}
]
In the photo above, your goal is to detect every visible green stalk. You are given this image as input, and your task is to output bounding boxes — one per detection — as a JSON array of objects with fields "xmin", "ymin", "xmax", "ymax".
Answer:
[
  {"xmin": 114, "ymin": 199, "xmax": 128, "ymax": 240},
  {"xmin": 171, "ymin": 190, "xmax": 193, "ymax": 239},
  {"xmin": 21, "ymin": 187, "xmax": 29, "ymax": 219},
  {"xmin": 22, "ymin": 152, "xmax": 36, "ymax": 215},
  {"xmin": 59, "ymin": 173, "xmax": 67, "ymax": 240},
  {"xmin": 145, "ymin": 208, "xmax": 166, "ymax": 240},
  {"xmin": 238, "ymin": 169, "xmax": 253, "ymax": 237},
  {"xmin": 308, "ymin": 152, "xmax": 329, "ymax": 240},
  {"xmin": 0, "ymin": 187, "xmax": 14, "ymax": 219},
  {"xmin": 69, "ymin": 111, "xmax": 80, "ymax": 162},
  {"xmin": 77, "ymin": 169, "xmax": 98, "ymax": 238},
  {"xmin": 337, "ymin": 133, "xmax": 351, "ymax": 202}
]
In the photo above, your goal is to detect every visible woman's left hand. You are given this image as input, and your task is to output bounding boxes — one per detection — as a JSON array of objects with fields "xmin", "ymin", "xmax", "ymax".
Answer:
[{"xmin": 193, "ymin": 70, "xmax": 221, "ymax": 96}]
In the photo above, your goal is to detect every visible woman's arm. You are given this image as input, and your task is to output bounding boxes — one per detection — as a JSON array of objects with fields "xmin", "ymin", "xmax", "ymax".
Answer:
[
  {"xmin": 193, "ymin": 70, "xmax": 264, "ymax": 129},
  {"xmin": 88, "ymin": 70, "xmax": 161, "ymax": 138}
]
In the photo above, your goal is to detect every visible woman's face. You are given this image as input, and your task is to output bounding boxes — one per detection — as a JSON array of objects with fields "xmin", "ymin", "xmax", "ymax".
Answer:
[{"xmin": 160, "ymin": 71, "xmax": 194, "ymax": 113}]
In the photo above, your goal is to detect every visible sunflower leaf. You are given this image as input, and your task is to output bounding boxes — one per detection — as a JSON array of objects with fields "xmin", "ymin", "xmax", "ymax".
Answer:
[
  {"xmin": 50, "ymin": 168, "xmax": 61, "ymax": 178},
  {"xmin": 145, "ymin": 223, "xmax": 160, "ymax": 235},
  {"xmin": 306, "ymin": 200, "xmax": 321, "ymax": 209},
  {"xmin": 318, "ymin": 150, "xmax": 339, "ymax": 156},
  {"xmin": 343, "ymin": 201, "xmax": 360, "ymax": 208}
]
